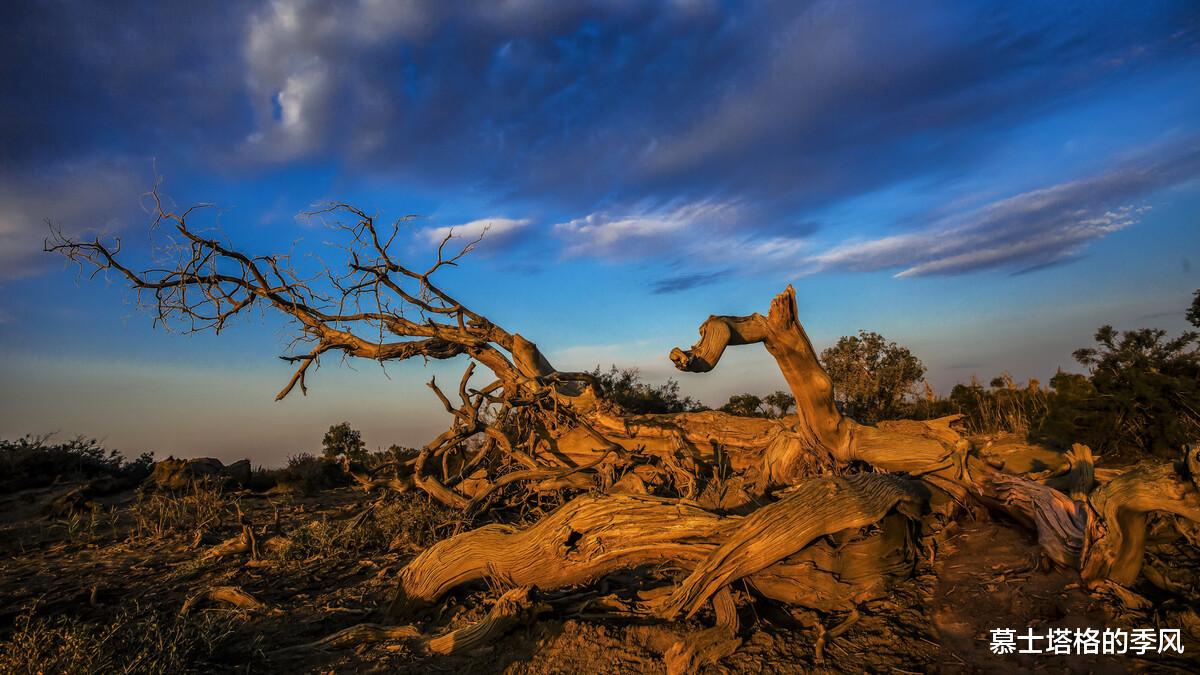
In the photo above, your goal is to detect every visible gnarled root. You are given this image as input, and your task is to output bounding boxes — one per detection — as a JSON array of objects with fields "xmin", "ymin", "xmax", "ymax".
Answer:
[
  {"xmin": 1083, "ymin": 459, "xmax": 1200, "ymax": 586},
  {"xmin": 180, "ymin": 586, "xmax": 269, "ymax": 616},
  {"xmin": 391, "ymin": 493, "xmax": 730, "ymax": 616},
  {"xmin": 426, "ymin": 586, "xmax": 546, "ymax": 655},
  {"xmin": 663, "ymin": 587, "xmax": 741, "ymax": 675}
]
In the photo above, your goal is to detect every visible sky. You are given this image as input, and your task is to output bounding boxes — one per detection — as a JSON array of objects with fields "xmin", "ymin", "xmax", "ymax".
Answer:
[{"xmin": 1, "ymin": 0, "xmax": 1198, "ymax": 466}]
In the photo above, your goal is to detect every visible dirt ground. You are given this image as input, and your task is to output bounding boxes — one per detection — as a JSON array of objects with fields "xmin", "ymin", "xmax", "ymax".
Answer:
[{"xmin": 0, "ymin": 481, "xmax": 1196, "ymax": 674}]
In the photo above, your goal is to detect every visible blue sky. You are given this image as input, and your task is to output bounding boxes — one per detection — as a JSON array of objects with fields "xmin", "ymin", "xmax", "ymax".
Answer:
[{"xmin": 1, "ymin": 1, "xmax": 1198, "ymax": 465}]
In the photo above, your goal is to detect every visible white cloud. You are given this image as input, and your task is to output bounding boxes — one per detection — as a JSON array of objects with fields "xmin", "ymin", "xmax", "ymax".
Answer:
[
  {"xmin": 801, "ymin": 141, "xmax": 1200, "ymax": 277},
  {"xmin": 423, "ymin": 216, "xmax": 532, "ymax": 244},
  {"xmin": 554, "ymin": 199, "xmax": 743, "ymax": 258}
]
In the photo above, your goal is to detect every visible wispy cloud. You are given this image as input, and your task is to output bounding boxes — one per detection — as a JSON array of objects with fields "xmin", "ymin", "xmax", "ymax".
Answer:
[
  {"xmin": 222, "ymin": 0, "xmax": 1200, "ymax": 212},
  {"xmin": 650, "ymin": 270, "xmax": 729, "ymax": 294},
  {"xmin": 0, "ymin": 160, "xmax": 143, "ymax": 279},
  {"xmin": 554, "ymin": 200, "xmax": 741, "ymax": 259},
  {"xmin": 803, "ymin": 141, "xmax": 1200, "ymax": 277}
]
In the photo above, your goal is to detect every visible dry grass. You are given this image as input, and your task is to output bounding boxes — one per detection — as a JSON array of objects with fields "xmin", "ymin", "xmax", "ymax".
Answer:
[
  {"xmin": 52, "ymin": 503, "xmax": 121, "ymax": 543},
  {"xmin": 0, "ymin": 602, "xmax": 244, "ymax": 675},
  {"xmin": 129, "ymin": 479, "xmax": 237, "ymax": 540},
  {"xmin": 274, "ymin": 493, "xmax": 462, "ymax": 562}
]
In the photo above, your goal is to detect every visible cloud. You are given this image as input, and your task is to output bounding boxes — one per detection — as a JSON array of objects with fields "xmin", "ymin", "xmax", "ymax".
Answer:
[
  {"xmin": 1, "ymin": 1, "xmax": 1198, "ymax": 286},
  {"xmin": 554, "ymin": 200, "xmax": 742, "ymax": 258},
  {"xmin": 651, "ymin": 270, "xmax": 729, "ymax": 294},
  {"xmin": 0, "ymin": 160, "xmax": 144, "ymax": 279},
  {"xmin": 803, "ymin": 141, "xmax": 1200, "ymax": 277},
  {"xmin": 225, "ymin": 1, "xmax": 1199, "ymax": 207},
  {"xmin": 423, "ymin": 216, "xmax": 532, "ymax": 245},
  {"xmin": 0, "ymin": 3, "xmax": 246, "ymax": 167}
]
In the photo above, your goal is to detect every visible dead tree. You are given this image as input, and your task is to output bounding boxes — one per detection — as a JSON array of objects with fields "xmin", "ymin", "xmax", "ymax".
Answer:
[{"xmin": 48, "ymin": 191, "xmax": 1200, "ymax": 667}]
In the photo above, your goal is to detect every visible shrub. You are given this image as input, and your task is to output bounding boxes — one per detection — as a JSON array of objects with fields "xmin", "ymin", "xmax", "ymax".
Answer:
[
  {"xmin": 720, "ymin": 393, "xmax": 767, "ymax": 417},
  {"xmin": 717, "ymin": 390, "xmax": 797, "ymax": 418},
  {"xmin": 244, "ymin": 464, "xmax": 280, "ymax": 492},
  {"xmin": 947, "ymin": 374, "xmax": 1049, "ymax": 436},
  {"xmin": 589, "ymin": 365, "xmax": 706, "ymax": 414},
  {"xmin": 275, "ymin": 453, "xmax": 348, "ymax": 494},
  {"xmin": 1052, "ymin": 320, "xmax": 1199, "ymax": 457},
  {"xmin": 129, "ymin": 479, "xmax": 236, "ymax": 540},
  {"xmin": 763, "ymin": 390, "xmax": 796, "ymax": 418},
  {"xmin": 0, "ymin": 435, "xmax": 153, "ymax": 494}
]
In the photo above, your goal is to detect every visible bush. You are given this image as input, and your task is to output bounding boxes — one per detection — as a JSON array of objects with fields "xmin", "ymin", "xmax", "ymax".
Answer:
[
  {"xmin": 717, "ymin": 390, "xmax": 796, "ymax": 418},
  {"xmin": 129, "ymin": 479, "xmax": 236, "ymax": 540},
  {"xmin": 898, "ymin": 290, "xmax": 1200, "ymax": 459},
  {"xmin": 274, "ymin": 453, "xmax": 348, "ymax": 494},
  {"xmin": 947, "ymin": 374, "xmax": 1049, "ymax": 436},
  {"xmin": 0, "ymin": 435, "xmax": 153, "ymax": 494},
  {"xmin": 244, "ymin": 464, "xmax": 280, "ymax": 492},
  {"xmin": 1051, "ymin": 320, "xmax": 1199, "ymax": 457},
  {"xmin": 590, "ymin": 365, "xmax": 706, "ymax": 414},
  {"xmin": 720, "ymin": 393, "xmax": 767, "ymax": 417}
]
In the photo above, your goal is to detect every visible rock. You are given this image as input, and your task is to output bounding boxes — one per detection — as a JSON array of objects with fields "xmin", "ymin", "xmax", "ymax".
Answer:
[
  {"xmin": 145, "ymin": 457, "xmax": 252, "ymax": 491},
  {"xmin": 225, "ymin": 459, "xmax": 252, "ymax": 487}
]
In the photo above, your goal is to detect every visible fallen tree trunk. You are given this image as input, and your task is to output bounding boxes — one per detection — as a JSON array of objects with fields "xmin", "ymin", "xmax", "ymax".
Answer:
[{"xmin": 392, "ymin": 473, "xmax": 926, "ymax": 618}]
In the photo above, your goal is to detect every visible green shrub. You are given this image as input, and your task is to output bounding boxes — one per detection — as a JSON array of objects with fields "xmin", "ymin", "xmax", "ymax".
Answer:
[{"xmin": 1044, "ymin": 321, "xmax": 1199, "ymax": 457}]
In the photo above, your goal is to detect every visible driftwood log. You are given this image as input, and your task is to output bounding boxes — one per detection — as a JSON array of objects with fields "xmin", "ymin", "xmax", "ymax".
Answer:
[{"xmin": 48, "ymin": 194, "xmax": 1200, "ymax": 669}]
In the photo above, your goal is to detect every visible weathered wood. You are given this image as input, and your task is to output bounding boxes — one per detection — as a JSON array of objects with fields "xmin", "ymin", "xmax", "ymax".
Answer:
[
  {"xmin": 1082, "ymin": 460, "xmax": 1200, "ymax": 586},
  {"xmin": 657, "ymin": 473, "xmax": 925, "ymax": 619},
  {"xmin": 393, "ymin": 473, "xmax": 926, "ymax": 619}
]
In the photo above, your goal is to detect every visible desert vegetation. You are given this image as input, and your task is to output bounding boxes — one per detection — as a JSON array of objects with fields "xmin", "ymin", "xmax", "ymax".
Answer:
[{"xmin": 1, "ymin": 195, "xmax": 1196, "ymax": 673}]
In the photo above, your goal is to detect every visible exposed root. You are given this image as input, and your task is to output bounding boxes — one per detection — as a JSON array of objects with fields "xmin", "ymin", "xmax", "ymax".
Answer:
[
  {"xmin": 663, "ymin": 587, "xmax": 741, "ymax": 675},
  {"xmin": 394, "ymin": 473, "xmax": 927, "ymax": 624},
  {"xmin": 813, "ymin": 607, "xmax": 860, "ymax": 663},
  {"xmin": 180, "ymin": 586, "xmax": 268, "ymax": 616},
  {"xmin": 277, "ymin": 586, "xmax": 542, "ymax": 658},
  {"xmin": 425, "ymin": 586, "xmax": 546, "ymax": 655},
  {"xmin": 274, "ymin": 624, "xmax": 423, "ymax": 653},
  {"xmin": 1083, "ymin": 460, "xmax": 1200, "ymax": 586}
]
